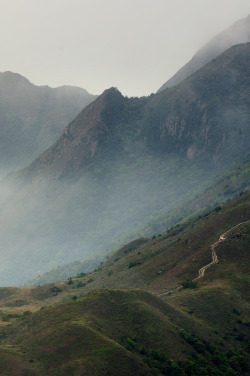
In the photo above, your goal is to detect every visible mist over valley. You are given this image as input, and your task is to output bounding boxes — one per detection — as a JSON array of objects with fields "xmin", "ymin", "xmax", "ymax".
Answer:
[{"xmin": 0, "ymin": 10, "xmax": 249, "ymax": 375}]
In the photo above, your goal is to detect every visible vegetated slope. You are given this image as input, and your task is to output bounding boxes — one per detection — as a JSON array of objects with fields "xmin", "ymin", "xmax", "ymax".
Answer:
[
  {"xmin": 0, "ymin": 289, "xmax": 238, "ymax": 376},
  {"xmin": 158, "ymin": 14, "xmax": 250, "ymax": 91},
  {"xmin": 54, "ymin": 191, "xmax": 250, "ymax": 297},
  {"xmin": 140, "ymin": 155, "xmax": 250, "ymax": 237},
  {"xmin": 0, "ymin": 71, "xmax": 97, "ymax": 176},
  {"xmin": 0, "ymin": 43, "xmax": 250, "ymax": 286},
  {"xmin": 0, "ymin": 192, "xmax": 249, "ymax": 375}
]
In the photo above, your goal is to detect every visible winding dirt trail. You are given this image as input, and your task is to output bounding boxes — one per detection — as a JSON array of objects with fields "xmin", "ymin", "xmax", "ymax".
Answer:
[{"xmin": 158, "ymin": 221, "xmax": 248, "ymax": 297}]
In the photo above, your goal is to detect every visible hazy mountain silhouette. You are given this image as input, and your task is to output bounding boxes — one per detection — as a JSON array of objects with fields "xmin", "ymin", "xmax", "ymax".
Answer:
[{"xmin": 0, "ymin": 71, "xmax": 97, "ymax": 177}]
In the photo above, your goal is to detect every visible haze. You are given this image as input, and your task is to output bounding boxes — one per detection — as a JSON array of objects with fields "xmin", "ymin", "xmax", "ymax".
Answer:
[{"xmin": 0, "ymin": 0, "xmax": 249, "ymax": 97}]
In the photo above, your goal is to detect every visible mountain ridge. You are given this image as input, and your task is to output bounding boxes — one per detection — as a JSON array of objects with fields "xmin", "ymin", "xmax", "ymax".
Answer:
[{"xmin": 15, "ymin": 43, "xmax": 250, "ymax": 184}]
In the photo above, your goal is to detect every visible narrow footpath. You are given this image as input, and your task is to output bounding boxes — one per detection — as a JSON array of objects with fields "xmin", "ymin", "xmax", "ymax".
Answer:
[{"xmin": 158, "ymin": 221, "xmax": 248, "ymax": 297}]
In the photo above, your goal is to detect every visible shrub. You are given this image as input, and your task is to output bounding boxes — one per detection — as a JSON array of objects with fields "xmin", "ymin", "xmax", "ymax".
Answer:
[
  {"xmin": 182, "ymin": 279, "xmax": 197, "ymax": 289},
  {"xmin": 128, "ymin": 261, "xmax": 140, "ymax": 268},
  {"xmin": 50, "ymin": 286, "xmax": 63, "ymax": 293},
  {"xmin": 75, "ymin": 272, "xmax": 86, "ymax": 278},
  {"xmin": 77, "ymin": 281, "xmax": 86, "ymax": 288}
]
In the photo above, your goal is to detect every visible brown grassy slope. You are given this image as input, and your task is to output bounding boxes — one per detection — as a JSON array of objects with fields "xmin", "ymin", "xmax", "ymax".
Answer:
[
  {"xmin": 0, "ymin": 191, "xmax": 249, "ymax": 319},
  {"xmin": 69, "ymin": 191, "xmax": 250, "ymax": 295},
  {"xmin": 167, "ymin": 220, "xmax": 250, "ymax": 342}
]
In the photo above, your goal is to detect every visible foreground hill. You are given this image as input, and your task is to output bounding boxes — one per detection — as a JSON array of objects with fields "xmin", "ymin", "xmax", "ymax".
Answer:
[
  {"xmin": 0, "ymin": 72, "xmax": 97, "ymax": 176},
  {"xmin": 158, "ymin": 14, "xmax": 250, "ymax": 91},
  {"xmin": 0, "ymin": 43, "xmax": 249, "ymax": 286},
  {"xmin": 0, "ymin": 191, "xmax": 249, "ymax": 375}
]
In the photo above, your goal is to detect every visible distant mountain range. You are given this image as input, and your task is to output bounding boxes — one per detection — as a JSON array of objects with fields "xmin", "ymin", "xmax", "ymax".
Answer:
[
  {"xmin": 0, "ymin": 72, "xmax": 97, "ymax": 176},
  {"xmin": 158, "ymin": 14, "xmax": 250, "ymax": 91},
  {"xmin": 0, "ymin": 43, "xmax": 249, "ymax": 286}
]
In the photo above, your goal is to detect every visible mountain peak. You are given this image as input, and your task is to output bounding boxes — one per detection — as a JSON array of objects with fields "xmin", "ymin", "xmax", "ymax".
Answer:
[
  {"xmin": 101, "ymin": 86, "xmax": 123, "ymax": 98},
  {"xmin": 0, "ymin": 71, "xmax": 32, "ymax": 86}
]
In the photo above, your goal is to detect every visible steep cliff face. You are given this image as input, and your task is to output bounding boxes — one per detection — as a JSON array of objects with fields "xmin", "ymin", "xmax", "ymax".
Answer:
[
  {"xmin": 148, "ymin": 44, "xmax": 250, "ymax": 164},
  {"xmin": 21, "ymin": 88, "xmax": 147, "ymax": 181},
  {"xmin": 22, "ymin": 90, "xmax": 108, "ymax": 180},
  {"xmin": 158, "ymin": 14, "xmax": 250, "ymax": 91}
]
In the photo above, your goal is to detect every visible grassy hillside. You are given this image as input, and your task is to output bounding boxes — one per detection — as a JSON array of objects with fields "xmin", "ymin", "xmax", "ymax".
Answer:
[
  {"xmin": 0, "ymin": 191, "xmax": 249, "ymax": 375},
  {"xmin": 0, "ymin": 288, "xmax": 249, "ymax": 375},
  {"xmin": 1, "ymin": 191, "xmax": 249, "ymax": 310}
]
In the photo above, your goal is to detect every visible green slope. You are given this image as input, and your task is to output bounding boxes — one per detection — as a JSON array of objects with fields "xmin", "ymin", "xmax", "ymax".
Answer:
[{"xmin": 0, "ymin": 289, "xmax": 248, "ymax": 376}]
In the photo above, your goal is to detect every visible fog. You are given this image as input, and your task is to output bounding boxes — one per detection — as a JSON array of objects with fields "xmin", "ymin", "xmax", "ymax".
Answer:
[
  {"xmin": 0, "ymin": 150, "xmax": 217, "ymax": 286},
  {"xmin": 0, "ymin": 0, "xmax": 249, "ymax": 96}
]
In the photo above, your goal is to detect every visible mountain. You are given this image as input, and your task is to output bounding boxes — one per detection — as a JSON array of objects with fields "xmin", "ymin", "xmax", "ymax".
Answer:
[
  {"xmin": 0, "ymin": 43, "xmax": 249, "ymax": 286},
  {"xmin": 158, "ymin": 14, "xmax": 250, "ymax": 91},
  {"xmin": 0, "ymin": 71, "xmax": 97, "ymax": 177},
  {"xmin": 0, "ymin": 190, "xmax": 249, "ymax": 375}
]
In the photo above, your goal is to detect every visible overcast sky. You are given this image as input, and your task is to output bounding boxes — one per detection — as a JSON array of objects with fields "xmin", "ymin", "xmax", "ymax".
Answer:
[{"xmin": 0, "ymin": 0, "xmax": 249, "ymax": 97}]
